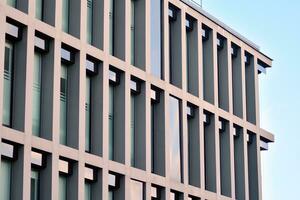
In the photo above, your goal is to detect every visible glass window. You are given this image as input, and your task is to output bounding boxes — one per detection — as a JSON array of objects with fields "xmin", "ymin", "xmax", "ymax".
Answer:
[
  {"xmin": 87, "ymin": 0, "xmax": 93, "ymax": 44},
  {"xmin": 150, "ymin": 0, "xmax": 162, "ymax": 78},
  {"xmin": 31, "ymin": 169, "xmax": 40, "ymax": 200},
  {"xmin": 32, "ymin": 52, "xmax": 42, "ymax": 136},
  {"xmin": 85, "ymin": 181, "xmax": 92, "ymax": 200},
  {"xmin": 3, "ymin": 41, "xmax": 14, "ymax": 127},
  {"xmin": 109, "ymin": 84, "xmax": 114, "ymax": 160},
  {"xmin": 85, "ymin": 75, "xmax": 91, "ymax": 152},
  {"xmin": 169, "ymin": 96, "xmax": 182, "ymax": 182},
  {"xmin": 62, "ymin": 0, "xmax": 70, "ymax": 33},
  {"xmin": 130, "ymin": 93, "xmax": 135, "ymax": 166},
  {"xmin": 130, "ymin": 0, "xmax": 135, "ymax": 65},
  {"xmin": 108, "ymin": 189, "xmax": 114, "ymax": 200},
  {"xmin": 168, "ymin": 7, "xmax": 174, "ymax": 84},
  {"xmin": 109, "ymin": 0, "xmax": 114, "ymax": 55},
  {"xmin": 0, "ymin": 159, "xmax": 12, "ymax": 200},
  {"xmin": 150, "ymin": 94, "xmax": 158, "ymax": 173},
  {"xmin": 35, "ymin": 0, "xmax": 43, "ymax": 20},
  {"xmin": 7, "ymin": 0, "xmax": 16, "ymax": 7},
  {"xmin": 186, "ymin": 18, "xmax": 193, "ymax": 92},
  {"xmin": 59, "ymin": 175, "xmax": 67, "ymax": 200},
  {"xmin": 150, "ymin": 88, "xmax": 160, "ymax": 174},
  {"xmin": 60, "ymin": 64, "xmax": 68, "ymax": 145},
  {"xmin": 186, "ymin": 32, "xmax": 189, "ymax": 91},
  {"xmin": 130, "ymin": 179, "xmax": 144, "ymax": 200}
]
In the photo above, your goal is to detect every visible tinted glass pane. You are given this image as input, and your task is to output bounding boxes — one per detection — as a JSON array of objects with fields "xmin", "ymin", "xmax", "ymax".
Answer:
[
  {"xmin": 131, "ymin": 0, "xmax": 135, "ymax": 65},
  {"xmin": 150, "ymin": 104, "xmax": 155, "ymax": 172},
  {"xmin": 169, "ymin": 15, "xmax": 173, "ymax": 84},
  {"xmin": 130, "ymin": 179, "xmax": 143, "ymax": 200},
  {"xmin": 150, "ymin": 0, "xmax": 162, "ymax": 78},
  {"xmin": 62, "ymin": 0, "xmax": 69, "ymax": 32},
  {"xmin": 3, "ymin": 42, "xmax": 14, "ymax": 126},
  {"xmin": 108, "ymin": 190, "xmax": 114, "ymax": 200},
  {"xmin": 0, "ymin": 159, "xmax": 12, "ymax": 200},
  {"xmin": 87, "ymin": 0, "xmax": 93, "ymax": 44},
  {"xmin": 7, "ymin": 0, "xmax": 16, "ymax": 7},
  {"xmin": 32, "ymin": 52, "xmax": 42, "ymax": 136},
  {"xmin": 130, "ymin": 94, "xmax": 135, "ymax": 166},
  {"xmin": 85, "ymin": 76, "xmax": 91, "ymax": 152},
  {"xmin": 186, "ymin": 32, "xmax": 189, "ymax": 91},
  {"xmin": 59, "ymin": 175, "xmax": 67, "ymax": 200},
  {"xmin": 109, "ymin": 0, "xmax": 114, "ymax": 55},
  {"xmin": 31, "ymin": 170, "xmax": 40, "ymax": 200},
  {"xmin": 60, "ymin": 64, "xmax": 68, "ymax": 145},
  {"xmin": 85, "ymin": 181, "xmax": 92, "ymax": 200},
  {"xmin": 109, "ymin": 84, "xmax": 114, "ymax": 160},
  {"xmin": 169, "ymin": 96, "xmax": 182, "ymax": 182},
  {"xmin": 35, "ymin": 0, "xmax": 43, "ymax": 20}
]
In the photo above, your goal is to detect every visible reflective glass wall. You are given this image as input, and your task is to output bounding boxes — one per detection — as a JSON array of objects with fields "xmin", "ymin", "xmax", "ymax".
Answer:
[
  {"xmin": 169, "ymin": 96, "xmax": 182, "ymax": 182},
  {"xmin": 0, "ymin": 157, "xmax": 12, "ymax": 200},
  {"xmin": 3, "ymin": 41, "xmax": 14, "ymax": 127},
  {"xmin": 32, "ymin": 51, "xmax": 42, "ymax": 136},
  {"xmin": 86, "ymin": 0, "xmax": 93, "ymax": 44},
  {"xmin": 62, "ymin": 0, "xmax": 70, "ymax": 33},
  {"xmin": 150, "ymin": 0, "xmax": 162, "ymax": 78},
  {"xmin": 60, "ymin": 64, "xmax": 68, "ymax": 145}
]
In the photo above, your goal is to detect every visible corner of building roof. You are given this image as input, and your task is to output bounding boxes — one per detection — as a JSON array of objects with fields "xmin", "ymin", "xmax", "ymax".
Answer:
[{"xmin": 181, "ymin": 0, "xmax": 264, "ymax": 52}]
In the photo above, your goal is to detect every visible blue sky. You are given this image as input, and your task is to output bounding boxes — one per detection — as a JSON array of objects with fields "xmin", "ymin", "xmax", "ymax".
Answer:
[{"xmin": 201, "ymin": 0, "xmax": 300, "ymax": 199}]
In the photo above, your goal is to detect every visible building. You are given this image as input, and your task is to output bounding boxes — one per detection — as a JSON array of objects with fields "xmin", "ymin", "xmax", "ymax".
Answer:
[{"xmin": 0, "ymin": 0, "xmax": 274, "ymax": 200}]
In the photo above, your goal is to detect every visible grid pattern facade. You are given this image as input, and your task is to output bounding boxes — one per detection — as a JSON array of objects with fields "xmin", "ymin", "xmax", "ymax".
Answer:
[{"xmin": 0, "ymin": 0, "xmax": 274, "ymax": 200}]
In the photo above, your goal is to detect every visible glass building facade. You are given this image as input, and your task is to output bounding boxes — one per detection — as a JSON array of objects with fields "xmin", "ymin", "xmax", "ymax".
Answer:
[
  {"xmin": 150, "ymin": 0, "xmax": 162, "ymax": 78},
  {"xmin": 62, "ymin": 0, "xmax": 70, "ymax": 33},
  {"xmin": 130, "ymin": 0, "xmax": 135, "ymax": 65},
  {"xmin": 59, "ymin": 175, "xmax": 67, "ymax": 200},
  {"xmin": 85, "ymin": 75, "xmax": 91, "ymax": 152},
  {"xmin": 32, "ymin": 52, "xmax": 42, "ymax": 136},
  {"xmin": 85, "ymin": 181, "xmax": 92, "ymax": 200},
  {"xmin": 35, "ymin": 0, "xmax": 43, "ymax": 20},
  {"xmin": 0, "ymin": 1, "xmax": 273, "ymax": 199},
  {"xmin": 31, "ymin": 169, "xmax": 40, "ymax": 200},
  {"xmin": 60, "ymin": 64, "xmax": 68, "ymax": 145},
  {"xmin": 0, "ymin": 158, "xmax": 12, "ymax": 200},
  {"xmin": 87, "ymin": 0, "xmax": 93, "ymax": 44},
  {"xmin": 130, "ymin": 93, "xmax": 135, "ymax": 166},
  {"xmin": 109, "ymin": 0, "xmax": 114, "ymax": 55},
  {"xmin": 169, "ymin": 96, "xmax": 182, "ymax": 182},
  {"xmin": 7, "ymin": 0, "xmax": 16, "ymax": 7},
  {"xmin": 3, "ymin": 41, "xmax": 14, "ymax": 127},
  {"xmin": 108, "ymin": 83, "xmax": 115, "ymax": 160}
]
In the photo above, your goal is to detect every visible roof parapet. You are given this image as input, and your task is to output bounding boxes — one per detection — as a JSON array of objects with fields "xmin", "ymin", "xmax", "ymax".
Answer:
[{"xmin": 181, "ymin": 0, "xmax": 261, "ymax": 51}]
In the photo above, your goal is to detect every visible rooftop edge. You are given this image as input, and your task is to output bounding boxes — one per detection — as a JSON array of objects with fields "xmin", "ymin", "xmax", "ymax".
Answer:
[{"xmin": 181, "ymin": 0, "xmax": 273, "ymax": 61}]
